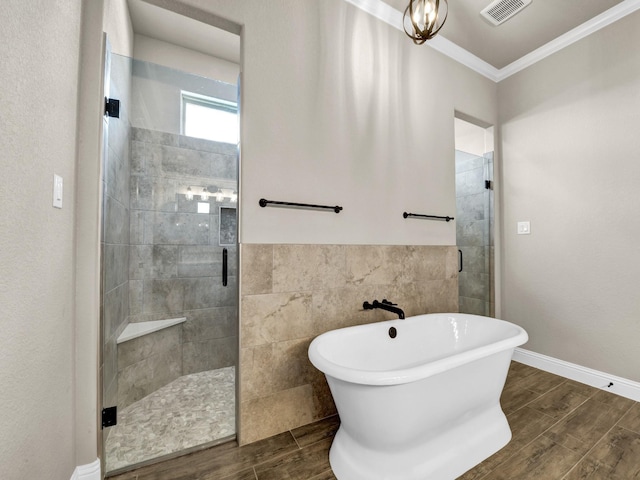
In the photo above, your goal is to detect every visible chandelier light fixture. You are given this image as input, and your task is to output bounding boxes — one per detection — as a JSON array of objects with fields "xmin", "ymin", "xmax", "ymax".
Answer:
[{"xmin": 403, "ymin": 0, "xmax": 448, "ymax": 45}]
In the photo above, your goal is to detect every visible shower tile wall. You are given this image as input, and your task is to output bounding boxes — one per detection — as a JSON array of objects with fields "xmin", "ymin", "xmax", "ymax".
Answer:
[
  {"xmin": 102, "ymin": 53, "xmax": 132, "ymax": 418},
  {"xmin": 119, "ymin": 127, "xmax": 238, "ymax": 408},
  {"xmin": 239, "ymin": 244, "xmax": 459, "ymax": 444},
  {"xmin": 455, "ymin": 150, "xmax": 494, "ymax": 316}
]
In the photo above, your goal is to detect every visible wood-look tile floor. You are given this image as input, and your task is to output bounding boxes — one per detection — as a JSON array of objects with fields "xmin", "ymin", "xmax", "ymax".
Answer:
[{"xmin": 109, "ymin": 361, "xmax": 640, "ymax": 480}]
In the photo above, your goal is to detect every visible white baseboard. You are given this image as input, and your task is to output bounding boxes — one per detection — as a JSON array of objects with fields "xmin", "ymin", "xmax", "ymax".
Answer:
[
  {"xmin": 513, "ymin": 348, "xmax": 640, "ymax": 402},
  {"xmin": 70, "ymin": 459, "xmax": 101, "ymax": 480}
]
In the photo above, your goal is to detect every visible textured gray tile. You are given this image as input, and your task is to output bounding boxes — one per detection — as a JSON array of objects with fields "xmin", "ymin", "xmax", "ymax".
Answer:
[
  {"xmin": 129, "ymin": 245, "xmax": 178, "ymax": 280},
  {"xmin": 103, "ymin": 282, "xmax": 129, "ymax": 340},
  {"xmin": 459, "ymin": 295, "xmax": 488, "ymax": 315},
  {"xmin": 104, "ymin": 194, "xmax": 130, "ymax": 245},
  {"xmin": 183, "ymin": 276, "xmax": 237, "ymax": 310},
  {"xmin": 130, "ymin": 140, "xmax": 148, "ymax": 175},
  {"xmin": 150, "ymin": 144, "xmax": 211, "ymax": 178},
  {"xmin": 106, "ymin": 368, "xmax": 235, "ymax": 472},
  {"xmin": 456, "ymin": 166, "xmax": 486, "ymax": 197},
  {"xmin": 456, "ymin": 219, "xmax": 486, "ymax": 247},
  {"xmin": 106, "ymin": 137, "xmax": 131, "ymax": 207},
  {"xmin": 129, "ymin": 174, "xmax": 178, "ymax": 212},
  {"xmin": 208, "ymin": 152, "xmax": 238, "ymax": 180},
  {"xmin": 117, "ymin": 323, "xmax": 182, "ymax": 371},
  {"xmin": 178, "ymin": 245, "xmax": 227, "ymax": 278},
  {"xmin": 128, "ymin": 279, "xmax": 143, "ymax": 316},
  {"xmin": 104, "ymin": 243, "xmax": 129, "ymax": 292},
  {"xmin": 146, "ymin": 212, "xmax": 211, "ymax": 245},
  {"xmin": 182, "ymin": 307, "xmax": 237, "ymax": 343},
  {"xmin": 459, "ymin": 272, "xmax": 490, "ymax": 301},
  {"xmin": 183, "ymin": 336, "xmax": 237, "ymax": 374},
  {"xmin": 131, "ymin": 127, "xmax": 179, "ymax": 147},
  {"xmin": 117, "ymin": 345, "xmax": 182, "ymax": 408},
  {"xmin": 458, "ymin": 246, "xmax": 487, "ymax": 274},
  {"xmin": 129, "ymin": 210, "xmax": 147, "ymax": 245},
  {"xmin": 142, "ymin": 278, "xmax": 185, "ymax": 314}
]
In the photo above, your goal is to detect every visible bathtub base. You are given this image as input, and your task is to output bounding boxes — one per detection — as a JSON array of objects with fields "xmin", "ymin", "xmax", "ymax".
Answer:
[{"xmin": 329, "ymin": 405, "xmax": 511, "ymax": 480}]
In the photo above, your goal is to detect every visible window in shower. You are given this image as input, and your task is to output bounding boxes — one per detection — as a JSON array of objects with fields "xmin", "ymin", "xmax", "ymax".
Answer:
[{"xmin": 181, "ymin": 91, "xmax": 238, "ymax": 144}]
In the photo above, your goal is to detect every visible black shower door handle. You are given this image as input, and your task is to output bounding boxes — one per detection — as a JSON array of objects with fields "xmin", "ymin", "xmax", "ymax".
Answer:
[
  {"xmin": 222, "ymin": 248, "xmax": 228, "ymax": 287},
  {"xmin": 458, "ymin": 249, "xmax": 463, "ymax": 273}
]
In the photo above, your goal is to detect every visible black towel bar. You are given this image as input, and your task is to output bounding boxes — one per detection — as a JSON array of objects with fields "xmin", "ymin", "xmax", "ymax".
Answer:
[
  {"xmin": 403, "ymin": 212, "xmax": 454, "ymax": 222},
  {"xmin": 259, "ymin": 198, "xmax": 343, "ymax": 214}
]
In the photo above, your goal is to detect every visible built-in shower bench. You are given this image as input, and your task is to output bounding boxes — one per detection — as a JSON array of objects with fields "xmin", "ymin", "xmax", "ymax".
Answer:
[
  {"xmin": 117, "ymin": 317, "xmax": 186, "ymax": 344},
  {"xmin": 116, "ymin": 317, "xmax": 187, "ymax": 409}
]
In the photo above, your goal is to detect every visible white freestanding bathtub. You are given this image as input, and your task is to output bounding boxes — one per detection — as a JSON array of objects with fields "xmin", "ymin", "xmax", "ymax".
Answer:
[{"xmin": 308, "ymin": 313, "xmax": 528, "ymax": 480}]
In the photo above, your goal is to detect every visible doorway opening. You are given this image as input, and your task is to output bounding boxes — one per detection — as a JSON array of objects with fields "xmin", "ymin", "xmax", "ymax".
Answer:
[
  {"xmin": 454, "ymin": 116, "xmax": 495, "ymax": 316},
  {"xmin": 100, "ymin": 2, "xmax": 240, "ymax": 474}
]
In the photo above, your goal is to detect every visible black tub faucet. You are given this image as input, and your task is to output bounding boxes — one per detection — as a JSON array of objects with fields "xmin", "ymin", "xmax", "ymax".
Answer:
[{"xmin": 363, "ymin": 299, "xmax": 405, "ymax": 319}]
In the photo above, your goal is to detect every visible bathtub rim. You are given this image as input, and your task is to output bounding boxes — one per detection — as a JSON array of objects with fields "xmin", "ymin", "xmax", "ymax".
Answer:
[{"xmin": 308, "ymin": 313, "xmax": 528, "ymax": 386}]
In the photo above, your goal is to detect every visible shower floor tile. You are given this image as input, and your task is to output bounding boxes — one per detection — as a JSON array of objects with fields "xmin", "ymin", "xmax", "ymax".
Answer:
[{"xmin": 105, "ymin": 366, "xmax": 235, "ymax": 473}]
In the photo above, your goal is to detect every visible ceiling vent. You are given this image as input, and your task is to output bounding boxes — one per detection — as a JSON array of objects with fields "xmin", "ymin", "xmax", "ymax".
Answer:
[{"xmin": 480, "ymin": 0, "xmax": 532, "ymax": 26}]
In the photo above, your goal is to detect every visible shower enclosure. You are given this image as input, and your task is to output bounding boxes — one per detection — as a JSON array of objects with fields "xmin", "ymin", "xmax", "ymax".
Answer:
[
  {"xmin": 100, "ymin": 51, "xmax": 239, "ymax": 474},
  {"xmin": 455, "ymin": 121, "xmax": 494, "ymax": 317}
]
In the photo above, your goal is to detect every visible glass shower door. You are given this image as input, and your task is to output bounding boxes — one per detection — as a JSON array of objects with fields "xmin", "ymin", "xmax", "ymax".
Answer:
[
  {"xmin": 455, "ymin": 150, "xmax": 494, "ymax": 316},
  {"xmin": 100, "ymin": 51, "xmax": 239, "ymax": 474}
]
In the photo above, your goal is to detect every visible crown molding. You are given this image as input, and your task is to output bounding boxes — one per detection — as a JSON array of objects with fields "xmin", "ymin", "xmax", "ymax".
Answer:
[
  {"xmin": 497, "ymin": 0, "xmax": 640, "ymax": 81},
  {"xmin": 344, "ymin": 0, "xmax": 640, "ymax": 83}
]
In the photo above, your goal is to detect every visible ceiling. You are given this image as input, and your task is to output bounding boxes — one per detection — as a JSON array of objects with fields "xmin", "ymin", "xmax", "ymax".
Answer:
[
  {"xmin": 384, "ymin": 0, "xmax": 625, "ymax": 69},
  {"xmin": 128, "ymin": 0, "xmax": 637, "ymax": 81},
  {"xmin": 127, "ymin": 0, "xmax": 240, "ymax": 64}
]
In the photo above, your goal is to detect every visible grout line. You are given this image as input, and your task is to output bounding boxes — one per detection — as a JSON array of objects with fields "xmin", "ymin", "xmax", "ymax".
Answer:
[
  {"xmin": 474, "ymin": 378, "xmax": 595, "ymax": 479},
  {"xmin": 248, "ymin": 431, "xmax": 302, "ymax": 474},
  {"xmin": 251, "ymin": 466, "xmax": 259, "ymax": 480},
  {"xmin": 558, "ymin": 425, "xmax": 614, "ymax": 480},
  {"xmin": 290, "ymin": 429, "xmax": 302, "ymax": 449},
  {"xmin": 558, "ymin": 400, "xmax": 636, "ymax": 480}
]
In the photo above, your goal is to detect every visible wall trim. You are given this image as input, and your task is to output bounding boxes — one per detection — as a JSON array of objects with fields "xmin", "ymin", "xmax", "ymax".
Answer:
[
  {"xmin": 344, "ymin": 0, "xmax": 640, "ymax": 83},
  {"xmin": 513, "ymin": 348, "xmax": 640, "ymax": 403},
  {"xmin": 496, "ymin": 0, "xmax": 640, "ymax": 81},
  {"xmin": 70, "ymin": 459, "xmax": 101, "ymax": 480}
]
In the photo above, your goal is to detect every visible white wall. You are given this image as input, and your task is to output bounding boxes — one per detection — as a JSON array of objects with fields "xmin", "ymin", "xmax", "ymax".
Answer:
[
  {"xmin": 0, "ymin": 1, "xmax": 82, "ymax": 479},
  {"xmin": 143, "ymin": 0, "xmax": 498, "ymax": 246},
  {"xmin": 454, "ymin": 118, "xmax": 486, "ymax": 156},
  {"xmin": 499, "ymin": 10, "xmax": 640, "ymax": 382},
  {"xmin": 133, "ymin": 34, "xmax": 239, "ymax": 84},
  {"xmin": 103, "ymin": 0, "xmax": 134, "ymax": 56}
]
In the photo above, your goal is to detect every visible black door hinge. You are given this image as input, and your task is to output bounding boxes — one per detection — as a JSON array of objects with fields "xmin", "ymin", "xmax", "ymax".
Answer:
[
  {"xmin": 102, "ymin": 406, "xmax": 117, "ymax": 429},
  {"xmin": 105, "ymin": 97, "xmax": 120, "ymax": 118},
  {"xmin": 485, "ymin": 180, "xmax": 493, "ymax": 190}
]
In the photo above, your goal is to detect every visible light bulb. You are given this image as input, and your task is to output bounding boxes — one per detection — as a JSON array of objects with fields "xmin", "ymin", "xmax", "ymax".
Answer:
[
  {"xmin": 201, "ymin": 187, "xmax": 208, "ymax": 201},
  {"xmin": 426, "ymin": 1, "xmax": 436, "ymax": 26},
  {"xmin": 185, "ymin": 187, "xmax": 193, "ymax": 201},
  {"xmin": 412, "ymin": 1, "xmax": 425, "ymax": 27}
]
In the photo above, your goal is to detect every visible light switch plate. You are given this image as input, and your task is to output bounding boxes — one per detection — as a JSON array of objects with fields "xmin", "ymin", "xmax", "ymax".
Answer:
[
  {"xmin": 53, "ymin": 174, "xmax": 63, "ymax": 209},
  {"xmin": 517, "ymin": 221, "xmax": 530, "ymax": 235}
]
